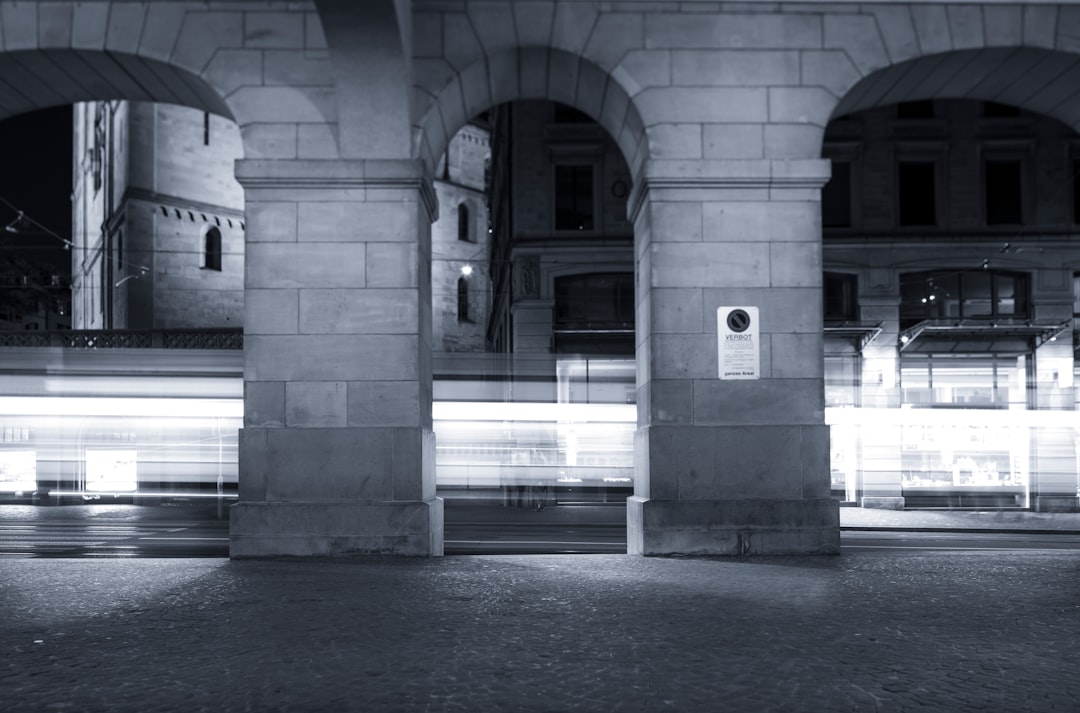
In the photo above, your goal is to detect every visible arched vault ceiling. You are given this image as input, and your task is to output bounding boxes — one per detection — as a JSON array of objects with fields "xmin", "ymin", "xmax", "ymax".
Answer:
[
  {"xmin": 836, "ymin": 47, "xmax": 1080, "ymax": 130},
  {"xmin": 413, "ymin": 47, "xmax": 646, "ymax": 178},
  {"xmin": 0, "ymin": 49, "xmax": 232, "ymax": 122}
]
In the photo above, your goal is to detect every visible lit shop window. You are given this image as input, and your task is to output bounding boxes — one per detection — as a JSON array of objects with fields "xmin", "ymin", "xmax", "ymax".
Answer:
[
  {"xmin": 85, "ymin": 449, "xmax": 137, "ymax": 493},
  {"xmin": 899, "ymin": 354, "xmax": 1025, "ymax": 409},
  {"xmin": 0, "ymin": 450, "xmax": 36, "ymax": 493},
  {"xmin": 825, "ymin": 355, "xmax": 860, "ymax": 408}
]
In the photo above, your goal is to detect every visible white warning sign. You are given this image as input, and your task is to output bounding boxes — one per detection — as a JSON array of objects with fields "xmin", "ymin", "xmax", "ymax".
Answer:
[{"xmin": 717, "ymin": 306, "xmax": 759, "ymax": 380}]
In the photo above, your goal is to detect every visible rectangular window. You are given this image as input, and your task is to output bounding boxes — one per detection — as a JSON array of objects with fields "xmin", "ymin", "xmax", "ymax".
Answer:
[
  {"xmin": 825, "ymin": 355, "xmax": 860, "ymax": 408},
  {"xmin": 985, "ymin": 160, "xmax": 1023, "ymax": 225},
  {"xmin": 897, "ymin": 161, "xmax": 936, "ymax": 226},
  {"xmin": 961, "ymin": 272, "xmax": 994, "ymax": 317},
  {"xmin": 554, "ymin": 274, "xmax": 634, "ymax": 330},
  {"xmin": 823, "ymin": 272, "xmax": 857, "ymax": 321},
  {"xmin": 996, "ymin": 272, "xmax": 1022, "ymax": 316},
  {"xmin": 202, "ymin": 228, "xmax": 222, "ymax": 271},
  {"xmin": 554, "ymin": 164, "xmax": 594, "ymax": 231},
  {"xmin": 900, "ymin": 270, "xmax": 1028, "ymax": 328},
  {"xmin": 822, "ymin": 161, "xmax": 852, "ymax": 228},
  {"xmin": 900, "ymin": 355, "xmax": 1019, "ymax": 409}
]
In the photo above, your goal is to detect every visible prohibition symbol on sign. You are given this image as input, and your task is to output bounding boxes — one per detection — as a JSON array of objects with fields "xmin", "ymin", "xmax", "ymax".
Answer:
[
  {"xmin": 727, "ymin": 309, "xmax": 751, "ymax": 333},
  {"xmin": 717, "ymin": 306, "xmax": 760, "ymax": 380}
]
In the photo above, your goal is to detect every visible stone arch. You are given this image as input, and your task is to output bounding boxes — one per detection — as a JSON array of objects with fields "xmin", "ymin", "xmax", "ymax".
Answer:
[
  {"xmin": 413, "ymin": 47, "xmax": 647, "ymax": 179},
  {"xmin": 0, "ymin": 49, "xmax": 231, "ymax": 121},
  {"xmin": 833, "ymin": 47, "xmax": 1080, "ymax": 129},
  {"xmin": 813, "ymin": 3, "xmax": 1080, "ymax": 129},
  {"xmin": 0, "ymin": 2, "xmax": 337, "ymax": 160}
]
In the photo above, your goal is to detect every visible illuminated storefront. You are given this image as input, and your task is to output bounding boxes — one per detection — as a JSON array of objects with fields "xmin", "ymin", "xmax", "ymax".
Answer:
[
  {"xmin": 432, "ymin": 355, "xmax": 635, "ymax": 505},
  {"xmin": 0, "ymin": 395, "xmax": 241, "ymax": 502}
]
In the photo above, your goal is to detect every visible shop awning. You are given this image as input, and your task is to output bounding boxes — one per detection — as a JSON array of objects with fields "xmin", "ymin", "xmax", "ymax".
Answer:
[
  {"xmin": 824, "ymin": 321, "xmax": 882, "ymax": 353},
  {"xmin": 898, "ymin": 318, "xmax": 1070, "ymax": 353}
]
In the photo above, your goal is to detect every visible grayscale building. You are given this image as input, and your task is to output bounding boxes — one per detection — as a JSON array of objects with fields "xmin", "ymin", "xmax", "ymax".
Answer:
[{"xmin": 0, "ymin": 0, "xmax": 1077, "ymax": 557}]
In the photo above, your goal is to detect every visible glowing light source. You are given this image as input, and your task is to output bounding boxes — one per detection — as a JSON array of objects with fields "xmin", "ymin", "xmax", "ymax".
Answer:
[
  {"xmin": 85, "ymin": 449, "xmax": 137, "ymax": 492},
  {"xmin": 0, "ymin": 396, "xmax": 242, "ymax": 418},
  {"xmin": 460, "ymin": 265, "xmax": 473, "ymax": 276},
  {"xmin": 433, "ymin": 401, "xmax": 635, "ymax": 423}
]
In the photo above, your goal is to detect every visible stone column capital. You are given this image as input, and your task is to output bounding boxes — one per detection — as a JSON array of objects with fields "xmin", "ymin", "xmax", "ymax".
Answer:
[
  {"xmin": 235, "ymin": 158, "xmax": 438, "ymax": 222},
  {"xmin": 628, "ymin": 158, "xmax": 832, "ymax": 224}
]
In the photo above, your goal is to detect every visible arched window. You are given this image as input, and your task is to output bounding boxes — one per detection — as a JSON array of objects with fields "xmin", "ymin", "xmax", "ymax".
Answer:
[
  {"xmin": 457, "ymin": 203, "xmax": 471, "ymax": 242},
  {"xmin": 457, "ymin": 277, "xmax": 470, "ymax": 322},
  {"xmin": 201, "ymin": 227, "xmax": 222, "ymax": 271}
]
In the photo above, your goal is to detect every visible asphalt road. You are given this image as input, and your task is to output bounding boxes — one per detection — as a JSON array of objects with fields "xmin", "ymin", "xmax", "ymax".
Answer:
[
  {"xmin": 3, "ymin": 504, "xmax": 1080, "ymax": 556},
  {"xmin": 0, "ymin": 513, "xmax": 229, "ymax": 557}
]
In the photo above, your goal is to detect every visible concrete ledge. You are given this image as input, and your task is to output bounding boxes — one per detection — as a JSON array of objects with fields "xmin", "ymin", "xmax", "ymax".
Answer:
[
  {"xmin": 861, "ymin": 496, "xmax": 905, "ymax": 510},
  {"xmin": 229, "ymin": 498, "xmax": 443, "ymax": 557},
  {"xmin": 627, "ymin": 496, "xmax": 840, "ymax": 556},
  {"xmin": 1033, "ymin": 495, "xmax": 1080, "ymax": 513}
]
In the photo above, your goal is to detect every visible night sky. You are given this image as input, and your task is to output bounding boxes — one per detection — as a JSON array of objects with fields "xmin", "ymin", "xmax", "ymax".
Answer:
[{"xmin": 0, "ymin": 106, "xmax": 73, "ymax": 277}]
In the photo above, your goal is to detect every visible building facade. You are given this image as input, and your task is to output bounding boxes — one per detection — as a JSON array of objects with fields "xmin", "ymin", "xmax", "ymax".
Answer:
[
  {"xmin": 487, "ymin": 101, "xmax": 635, "ymax": 356},
  {"xmin": 71, "ymin": 101, "xmax": 245, "ymax": 330},
  {"xmin": 7, "ymin": 0, "xmax": 1080, "ymax": 556},
  {"xmin": 823, "ymin": 99, "xmax": 1080, "ymax": 512},
  {"xmin": 431, "ymin": 121, "xmax": 492, "ymax": 353},
  {"xmin": 0, "ymin": 256, "xmax": 69, "ymax": 332},
  {"xmin": 73, "ymin": 101, "xmax": 493, "ymax": 352}
]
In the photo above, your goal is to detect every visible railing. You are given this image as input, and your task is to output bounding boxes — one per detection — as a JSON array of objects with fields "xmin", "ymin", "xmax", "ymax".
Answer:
[{"xmin": 0, "ymin": 329, "xmax": 243, "ymax": 350}]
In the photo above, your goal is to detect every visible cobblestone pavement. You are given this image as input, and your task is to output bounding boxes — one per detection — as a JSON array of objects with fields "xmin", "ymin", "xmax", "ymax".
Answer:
[{"xmin": 2, "ymin": 549, "xmax": 1079, "ymax": 713}]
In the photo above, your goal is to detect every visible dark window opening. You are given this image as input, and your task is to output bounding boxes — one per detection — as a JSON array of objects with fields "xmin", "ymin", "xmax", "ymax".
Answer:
[
  {"xmin": 457, "ymin": 203, "xmax": 471, "ymax": 242},
  {"xmin": 897, "ymin": 161, "xmax": 936, "ymax": 226},
  {"xmin": 202, "ymin": 227, "xmax": 222, "ymax": 271},
  {"xmin": 92, "ymin": 105, "xmax": 105, "ymax": 192},
  {"xmin": 553, "ymin": 273, "xmax": 634, "ymax": 355},
  {"xmin": 896, "ymin": 100, "xmax": 935, "ymax": 119},
  {"xmin": 983, "ymin": 101, "xmax": 1021, "ymax": 118},
  {"xmin": 554, "ymin": 164, "xmax": 594, "ymax": 231},
  {"xmin": 203, "ymin": 112, "xmax": 210, "ymax": 146},
  {"xmin": 824, "ymin": 272, "xmax": 858, "ymax": 321},
  {"xmin": 554, "ymin": 273, "xmax": 634, "ymax": 331},
  {"xmin": 1072, "ymin": 161, "xmax": 1080, "ymax": 224},
  {"xmin": 553, "ymin": 104, "xmax": 592, "ymax": 123},
  {"xmin": 985, "ymin": 160, "xmax": 1023, "ymax": 225},
  {"xmin": 822, "ymin": 161, "xmax": 852, "ymax": 228},
  {"xmin": 457, "ymin": 277, "xmax": 470, "ymax": 322}
]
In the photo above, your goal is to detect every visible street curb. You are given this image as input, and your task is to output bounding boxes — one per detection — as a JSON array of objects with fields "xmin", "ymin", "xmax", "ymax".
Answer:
[{"xmin": 841, "ymin": 526, "xmax": 1080, "ymax": 535}]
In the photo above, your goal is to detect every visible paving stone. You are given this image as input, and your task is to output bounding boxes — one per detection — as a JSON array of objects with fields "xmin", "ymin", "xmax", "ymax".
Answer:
[{"xmin": 2, "ymin": 547, "xmax": 1079, "ymax": 712}]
